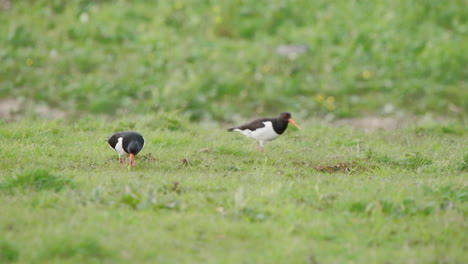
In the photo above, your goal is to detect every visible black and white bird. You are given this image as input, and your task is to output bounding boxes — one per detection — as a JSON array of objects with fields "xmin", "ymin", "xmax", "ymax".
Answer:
[
  {"xmin": 107, "ymin": 131, "xmax": 145, "ymax": 169},
  {"xmin": 227, "ymin": 112, "xmax": 301, "ymax": 152}
]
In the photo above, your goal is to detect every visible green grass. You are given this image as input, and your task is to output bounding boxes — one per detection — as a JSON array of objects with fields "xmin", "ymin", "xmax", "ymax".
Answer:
[
  {"xmin": 0, "ymin": 115, "xmax": 467, "ymax": 263},
  {"xmin": 1, "ymin": 1, "xmax": 467, "ymax": 262},
  {"xmin": 0, "ymin": 240, "xmax": 19, "ymax": 263},
  {"xmin": 0, "ymin": 169, "xmax": 74, "ymax": 192},
  {"xmin": 1, "ymin": 0, "xmax": 467, "ymax": 120}
]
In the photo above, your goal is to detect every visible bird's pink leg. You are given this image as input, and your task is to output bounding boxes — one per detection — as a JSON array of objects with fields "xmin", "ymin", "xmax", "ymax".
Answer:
[
  {"xmin": 256, "ymin": 143, "xmax": 264, "ymax": 153},
  {"xmin": 119, "ymin": 156, "xmax": 124, "ymax": 165},
  {"xmin": 128, "ymin": 153, "xmax": 135, "ymax": 169}
]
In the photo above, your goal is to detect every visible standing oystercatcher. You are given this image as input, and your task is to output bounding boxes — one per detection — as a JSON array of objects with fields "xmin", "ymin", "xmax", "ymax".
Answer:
[
  {"xmin": 227, "ymin": 112, "xmax": 301, "ymax": 152},
  {"xmin": 107, "ymin": 131, "xmax": 145, "ymax": 169}
]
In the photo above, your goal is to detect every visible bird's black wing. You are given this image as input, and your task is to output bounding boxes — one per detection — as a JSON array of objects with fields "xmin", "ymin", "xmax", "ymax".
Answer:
[
  {"xmin": 228, "ymin": 118, "xmax": 273, "ymax": 131},
  {"xmin": 107, "ymin": 132, "xmax": 123, "ymax": 149}
]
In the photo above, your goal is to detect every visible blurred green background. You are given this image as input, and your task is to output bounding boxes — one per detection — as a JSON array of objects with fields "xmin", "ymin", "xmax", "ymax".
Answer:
[{"xmin": 1, "ymin": 0, "xmax": 466, "ymax": 121}]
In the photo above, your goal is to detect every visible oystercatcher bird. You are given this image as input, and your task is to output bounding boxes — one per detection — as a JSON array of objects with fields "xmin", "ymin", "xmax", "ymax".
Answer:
[
  {"xmin": 107, "ymin": 131, "xmax": 145, "ymax": 169},
  {"xmin": 227, "ymin": 112, "xmax": 301, "ymax": 152}
]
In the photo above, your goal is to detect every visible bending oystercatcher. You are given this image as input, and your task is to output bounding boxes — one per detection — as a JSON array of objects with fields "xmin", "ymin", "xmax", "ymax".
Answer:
[
  {"xmin": 107, "ymin": 131, "xmax": 145, "ymax": 169},
  {"xmin": 228, "ymin": 112, "xmax": 301, "ymax": 152}
]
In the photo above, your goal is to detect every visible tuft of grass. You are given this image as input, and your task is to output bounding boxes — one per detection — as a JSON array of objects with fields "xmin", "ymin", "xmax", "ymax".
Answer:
[
  {"xmin": 457, "ymin": 151, "xmax": 468, "ymax": 171},
  {"xmin": 349, "ymin": 200, "xmax": 436, "ymax": 217},
  {"xmin": 0, "ymin": 240, "xmax": 19, "ymax": 263},
  {"xmin": 39, "ymin": 236, "xmax": 112, "ymax": 262},
  {"xmin": 366, "ymin": 150, "xmax": 432, "ymax": 170},
  {"xmin": 238, "ymin": 207, "xmax": 272, "ymax": 222},
  {"xmin": 215, "ymin": 145, "xmax": 254, "ymax": 156},
  {"xmin": 0, "ymin": 169, "xmax": 73, "ymax": 192},
  {"xmin": 423, "ymin": 185, "xmax": 468, "ymax": 204},
  {"xmin": 415, "ymin": 124, "xmax": 467, "ymax": 137},
  {"xmin": 118, "ymin": 185, "xmax": 182, "ymax": 211},
  {"xmin": 395, "ymin": 152, "xmax": 433, "ymax": 169}
]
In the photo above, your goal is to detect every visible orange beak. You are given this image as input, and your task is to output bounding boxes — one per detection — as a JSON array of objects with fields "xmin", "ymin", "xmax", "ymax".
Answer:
[
  {"xmin": 288, "ymin": 118, "xmax": 302, "ymax": 130},
  {"xmin": 128, "ymin": 153, "xmax": 135, "ymax": 169}
]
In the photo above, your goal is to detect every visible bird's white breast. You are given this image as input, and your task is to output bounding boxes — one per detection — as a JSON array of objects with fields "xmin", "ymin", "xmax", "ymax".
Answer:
[
  {"xmin": 234, "ymin": 121, "xmax": 279, "ymax": 141},
  {"xmin": 114, "ymin": 137, "xmax": 126, "ymax": 156}
]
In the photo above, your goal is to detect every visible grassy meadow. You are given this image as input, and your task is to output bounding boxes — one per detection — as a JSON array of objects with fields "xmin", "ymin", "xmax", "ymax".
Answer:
[
  {"xmin": 0, "ymin": 0, "xmax": 467, "ymax": 120},
  {"xmin": 1, "ymin": 0, "xmax": 468, "ymax": 263},
  {"xmin": 0, "ymin": 115, "xmax": 467, "ymax": 263}
]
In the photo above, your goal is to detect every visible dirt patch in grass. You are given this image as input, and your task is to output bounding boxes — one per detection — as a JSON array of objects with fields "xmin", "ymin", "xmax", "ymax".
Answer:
[
  {"xmin": 139, "ymin": 153, "xmax": 158, "ymax": 162},
  {"xmin": 0, "ymin": 98, "xmax": 65, "ymax": 121},
  {"xmin": 333, "ymin": 117, "xmax": 414, "ymax": 131},
  {"xmin": 293, "ymin": 161, "xmax": 374, "ymax": 174},
  {"xmin": 0, "ymin": 99, "xmax": 22, "ymax": 121},
  {"xmin": 315, "ymin": 162, "xmax": 371, "ymax": 174}
]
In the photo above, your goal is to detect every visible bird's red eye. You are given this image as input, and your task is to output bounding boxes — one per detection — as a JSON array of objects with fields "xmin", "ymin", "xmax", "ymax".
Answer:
[{"xmin": 283, "ymin": 114, "xmax": 288, "ymax": 117}]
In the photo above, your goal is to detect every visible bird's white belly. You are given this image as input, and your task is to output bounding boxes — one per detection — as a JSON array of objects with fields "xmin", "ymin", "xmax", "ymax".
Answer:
[
  {"xmin": 114, "ymin": 137, "xmax": 126, "ymax": 156},
  {"xmin": 234, "ymin": 121, "xmax": 279, "ymax": 141}
]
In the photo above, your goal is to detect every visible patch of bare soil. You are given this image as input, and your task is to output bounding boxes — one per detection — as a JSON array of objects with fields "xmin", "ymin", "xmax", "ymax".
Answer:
[
  {"xmin": 0, "ymin": 98, "xmax": 65, "ymax": 121},
  {"xmin": 1, "ymin": 0, "xmax": 11, "ymax": 9},
  {"xmin": 315, "ymin": 162, "xmax": 362, "ymax": 174},
  {"xmin": 294, "ymin": 160, "xmax": 375, "ymax": 174},
  {"xmin": 0, "ymin": 98, "xmax": 22, "ymax": 121},
  {"xmin": 333, "ymin": 116, "xmax": 415, "ymax": 131},
  {"xmin": 34, "ymin": 104, "xmax": 66, "ymax": 119},
  {"xmin": 139, "ymin": 153, "xmax": 158, "ymax": 162}
]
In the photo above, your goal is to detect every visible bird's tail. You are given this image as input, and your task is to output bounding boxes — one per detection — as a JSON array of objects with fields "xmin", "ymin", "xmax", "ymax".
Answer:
[{"xmin": 227, "ymin": 128, "xmax": 235, "ymax": 132}]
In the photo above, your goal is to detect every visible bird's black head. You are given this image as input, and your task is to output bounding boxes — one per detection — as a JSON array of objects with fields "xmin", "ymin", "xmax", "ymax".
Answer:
[
  {"xmin": 279, "ymin": 112, "xmax": 302, "ymax": 130},
  {"xmin": 127, "ymin": 141, "xmax": 143, "ymax": 155},
  {"xmin": 279, "ymin": 112, "xmax": 292, "ymax": 120}
]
